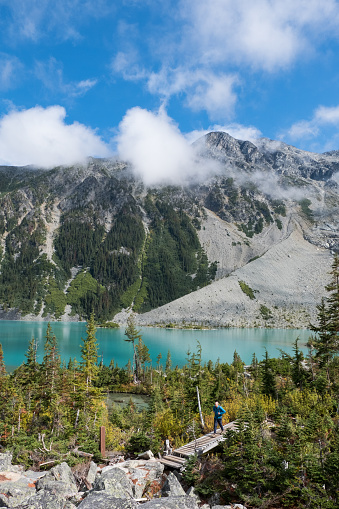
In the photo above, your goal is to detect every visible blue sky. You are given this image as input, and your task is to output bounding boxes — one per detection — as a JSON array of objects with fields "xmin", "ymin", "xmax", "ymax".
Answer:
[{"xmin": 1, "ymin": 0, "xmax": 339, "ymax": 169}]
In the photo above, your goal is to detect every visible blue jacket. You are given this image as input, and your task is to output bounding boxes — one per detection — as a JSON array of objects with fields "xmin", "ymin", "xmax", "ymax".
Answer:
[{"xmin": 213, "ymin": 405, "xmax": 226, "ymax": 419}]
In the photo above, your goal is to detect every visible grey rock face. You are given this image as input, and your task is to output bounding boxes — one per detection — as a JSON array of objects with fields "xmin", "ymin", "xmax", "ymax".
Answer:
[
  {"xmin": 85, "ymin": 461, "xmax": 97, "ymax": 487},
  {"xmin": 36, "ymin": 462, "xmax": 77, "ymax": 498},
  {"xmin": 137, "ymin": 450, "xmax": 154, "ymax": 460},
  {"xmin": 186, "ymin": 486, "xmax": 201, "ymax": 503},
  {"xmin": 77, "ymin": 491, "xmax": 137, "ymax": 509},
  {"xmin": 93, "ymin": 466, "xmax": 134, "ymax": 498},
  {"xmin": 142, "ymin": 496, "xmax": 200, "ymax": 509},
  {"xmin": 20, "ymin": 489, "xmax": 71, "ymax": 509},
  {"xmin": 36, "ymin": 462, "xmax": 77, "ymax": 489},
  {"xmin": 161, "ymin": 472, "xmax": 186, "ymax": 497},
  {"xmin": 0, "ymin": 481, "xmax": 35, "ymax": 507},
  {"xmin": 0, "ymin": 452, "xmax": 13, "ymax": 472},
  {"xmin": 128, "ymin": 461, "xmax": 165, "ymax": 498}
]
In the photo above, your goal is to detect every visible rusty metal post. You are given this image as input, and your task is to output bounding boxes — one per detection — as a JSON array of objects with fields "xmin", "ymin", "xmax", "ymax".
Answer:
[{"xmin": 100, "ymin": 426, "xmax": 106, "ymax": 457}]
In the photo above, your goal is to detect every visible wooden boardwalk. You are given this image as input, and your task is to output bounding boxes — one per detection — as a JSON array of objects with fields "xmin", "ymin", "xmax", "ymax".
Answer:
[{"xmin": 160, "ymin": 421, "xmax": 238, "ymax": 469}]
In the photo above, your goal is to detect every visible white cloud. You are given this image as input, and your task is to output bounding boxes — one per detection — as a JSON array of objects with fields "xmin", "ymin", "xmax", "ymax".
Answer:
[
  {"xmin": 315, "ymin": 105, "xmax": 339, "ymax": 124},
  {"xmin": 186, "ymin": 73, "xmax": 238, "ymax": 119},
  {"xmin": 111, "ymin": 51, "xmax": 146, "ymax": 81},
  {"xmin": 116, "ymin": 106, "xmax": 220, "ymax": 186},
  {"xmin": 181, "ymin": 0, "xmax": 339, "ymax": 72},
  {"xmin": 283, "ymin": 103, "xmax": 339, "ymax": 144},
  {"xmin": 0, "ymin": 54, "xmax": 23, "ymax": 90},
  {"xmin": 285, "ymin": 120, "xmax": 319, "ymax": 141},
  {"xmin": 35, "ymin": 58, "xmax": 97, "ymax": 98},
  {"xmin": 1, "ymin": 0, "xmax": 113, "ymax": 42},
  {"xmin": 147, "ymin": 67, "xmax": 239, "ymax": 119},
  {"xmin": 0, "ymin": 105, "xmax": 111, "ymax": 167},
  {"xmin": 112, "ymin": 60, "xmax": 239, "ymax": 120},
  {"xmin": 75, "ymin": 79, "xmax": 98, "ymax": 94}
]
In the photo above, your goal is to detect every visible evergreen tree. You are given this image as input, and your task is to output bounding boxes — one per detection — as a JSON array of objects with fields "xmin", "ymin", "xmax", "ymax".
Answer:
[
  {"xmin": 261, "ymin": 350, "xmax": 277, "ymax": 398},
  {"xmin": 80, "ymin": 311, "xmax": 99, "ymax": 393},
  {"xmin": 25, "ymin": 337, "xmax": 38, "ymax": 371},
  {"xmin": 311, "ymin": 255, "xmax": 339, "ymax": 381},
  {"xmin": 136, "ymin": 336, "xmax": 151, "ymax": 381},
  {"xmin": 0, "ymin": 343, "xmax": 7, "ymax": 397},
  {"xmin": 0, "ymin": 343, "xmax": 6, "ymax": 377},
  {"xmin": 165, "ymin": 350, "xmax": 172, "ymax": 372},
  {"xmin": 124, "ymin": 315, "xmax": 142, "ymax": 383},
  {"xmin": 326, "ymin": 254, "xmax": 339, "ymax": 335},
  {"xmin": 41, "ymin": 323, "xmax": 60, "ymax": 404}
]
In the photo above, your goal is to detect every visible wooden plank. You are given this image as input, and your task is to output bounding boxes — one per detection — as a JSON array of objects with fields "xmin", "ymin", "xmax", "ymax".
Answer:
[
  {"xmin": 160, "ymin": 458, "xmax": 185, "ymax": 468},
  {"xmin": 164, "ymin": 455, "xmax": 186, "ymax": 463}
]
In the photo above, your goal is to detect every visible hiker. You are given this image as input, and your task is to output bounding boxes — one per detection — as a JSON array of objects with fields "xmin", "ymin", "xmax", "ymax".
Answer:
[{"xmin": 213, "ymin": 401, "xmax": 226, "ymax": 434}]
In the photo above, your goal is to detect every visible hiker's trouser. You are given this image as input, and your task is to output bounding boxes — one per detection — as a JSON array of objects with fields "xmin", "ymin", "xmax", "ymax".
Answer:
[{"xmin": 214, "ymin": 417, "xmax": 223, "ymax": 433}]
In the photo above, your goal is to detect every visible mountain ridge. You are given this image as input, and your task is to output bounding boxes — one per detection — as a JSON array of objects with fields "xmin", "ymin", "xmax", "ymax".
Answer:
[{"xmin": 0, "ymin": 131, "xmax": 337, "ymax": 326}]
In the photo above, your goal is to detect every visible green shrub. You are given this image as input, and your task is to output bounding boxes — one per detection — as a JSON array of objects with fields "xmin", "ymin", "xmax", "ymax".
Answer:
[
  {"xmin": 299, "ymin": 198, "xmax": 314, "ymax": 222},
  {"xmin": 260, "ymin": 304, "xmax": 273, "ymax": 320},
  {"xmin": 239, "ymin": 280, "xmax": 256, "ymax": 300}
]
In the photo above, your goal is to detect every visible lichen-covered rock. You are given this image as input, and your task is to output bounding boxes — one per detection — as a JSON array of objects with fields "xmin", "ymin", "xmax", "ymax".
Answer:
[
  {"xmin": 186, "ymin": 486, "xmax": 201, "ymax": 503},
  {"xmin": 0, "ymin": 477, "xmax": 36, "ymax": 507},
  {"xmin": 77, "ymin": 491, "xmax": 137, "ymax": 509},
  {"xmin": 93, "ymin": 466, "xmax": 134, "ymax": 498},
  {"xmin": 36, "ymin": 462, "xmax": 77, "ymax": 498},
  {"xmin": 0, "ymin": 453, "xmax": 12, "ymax": 472},
  {"xmin": 142, "ymin": 496, "xmax": 200, "ymax": 509},
  {"xmin": 85, "ymin": 461, "xmax": 97, "ymax": 487},
  {"xmin": 137, "ymin": 450, "xmax": 154, "ymax": 460},
  {"xmin": 128, "ymin": 461, "xmax": 165, "ymax": 499},
  {"xmin": 161, "ymin": 472, "xmax": 186, "ymax": 498},
  {"xmin": 22, "ymin": 471, "xmax": 46, "ymax": 483},
  {"xmin": 20, "ymin": 489, "xmax": 75, "ymax": 509},
  {"xmin": 36, "ymin": 480, "xmax": 78, "ymax": 498}
]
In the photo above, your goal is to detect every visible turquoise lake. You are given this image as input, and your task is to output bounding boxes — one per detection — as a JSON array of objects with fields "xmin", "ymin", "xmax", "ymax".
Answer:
[{"xmin": 0, "ymin": 321, "xmax": 313, "ymax": 372}]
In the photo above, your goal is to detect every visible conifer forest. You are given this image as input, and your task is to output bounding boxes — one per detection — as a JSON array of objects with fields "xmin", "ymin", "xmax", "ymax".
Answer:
[{"xmin": 0, "ymin": 255, "xmax": 338, "ymax": 508}]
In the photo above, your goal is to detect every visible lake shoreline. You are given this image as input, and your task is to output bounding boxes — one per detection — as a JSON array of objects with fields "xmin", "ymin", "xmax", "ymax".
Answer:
[{"xmin": 0, "ymin": 313, "xmax": 311, "ymax": 331}]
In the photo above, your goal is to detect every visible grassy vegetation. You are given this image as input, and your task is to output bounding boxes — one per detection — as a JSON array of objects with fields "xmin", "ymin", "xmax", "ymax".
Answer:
[
  {"xmin": 299, "ymin": 198, "xmax": 314, "ymax": 223},
  {"xmin": 239, "ymin": 280, "xmax": 256, "ymax": 299},
  {"xmin": 260, "ymin": 304, "xmax": 273, "ymax": 320}
]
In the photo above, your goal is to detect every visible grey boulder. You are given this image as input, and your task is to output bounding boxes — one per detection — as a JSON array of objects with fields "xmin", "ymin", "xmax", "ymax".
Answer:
[
  {"xmin": 85, "ymin": 461, "xmax": 97, "ymax": 487},
  {"xmin": 0, "ymin": 477, "xmax": 36, "ymax": 507},
  {"xmin": 77, "ymin": 491, "xmax": 137, "ymax": 509},
  {"xmin": 36, "ymin": 462, "xmax": 77, "ymax": 498},
  {"xmin": 142, "ymin": 497, "xmax": 200, "ymax": 509},
  {"xmin": 93, "ymin": 466, "xmax": 134, "ymax": 498},
  {"xmin": 137, "ymin": 450, "xmax": 154, "ymax": 460},
  {"xmin": 20, "ymin": 489, "xmax": 76, "ymax": 509},
  {"xmin": 128, "ymin": 461, "xmax": 164, "ymax": 498},
  {"xmin": 161, "ymin": 472, "xmax": 186, "ymax": 497},
  {"xmin": 0, "ymin": 452, "xmax": 13, "ymax": 472}
]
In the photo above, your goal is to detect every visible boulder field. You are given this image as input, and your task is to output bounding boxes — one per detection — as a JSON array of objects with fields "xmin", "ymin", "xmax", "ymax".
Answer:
[{"xmin": 0, "ymin": 452, "xmax": 247, "ymax": 509}]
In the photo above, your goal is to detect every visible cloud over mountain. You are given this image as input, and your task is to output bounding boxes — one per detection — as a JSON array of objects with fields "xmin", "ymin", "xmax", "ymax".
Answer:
[
  {"xmin": 0, "ymin": 105, "xmax": 111, "ymax": 167},
  {"xmin": 116, "ymin": 106, "xmax": 222, "ymax": 185}
]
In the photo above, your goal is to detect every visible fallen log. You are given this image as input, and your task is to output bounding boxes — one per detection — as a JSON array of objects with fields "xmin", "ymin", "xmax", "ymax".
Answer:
[{"xmin": 72, "ymin": 447, "xmax": 93, "ymax": 458}]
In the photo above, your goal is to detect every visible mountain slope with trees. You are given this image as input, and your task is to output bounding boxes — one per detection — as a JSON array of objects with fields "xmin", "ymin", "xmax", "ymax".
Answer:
[{"xmin": 0, "ymin": 131, "xmax": 338, "ymax": 325}]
